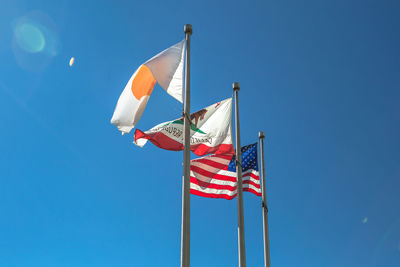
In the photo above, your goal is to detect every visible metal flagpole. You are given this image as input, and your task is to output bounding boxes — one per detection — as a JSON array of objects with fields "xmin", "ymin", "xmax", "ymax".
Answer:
[
  {"xmin": 181, "ymin": 24, "xmax": 192, "ymax": 267},
  {"xmin": 259, "ymin": 131, "xmax": 271, "ymax": 267},
  {"xmin": 233, "ymin": 82, "xmax": 246, "ymax": 267}
]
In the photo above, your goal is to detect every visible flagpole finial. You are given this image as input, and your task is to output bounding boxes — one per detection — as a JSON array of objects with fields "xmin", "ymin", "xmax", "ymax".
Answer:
[
  {"xmin": 233, "ymin": 82, "xmax": 240, "ymax": 91},
  {"xmin": 259, "ymin": 131, "xmax": 265, "ymax": 139},
  {"xmin": 184, "ymin": 24, "xmax": 192, "ymax": 34}
]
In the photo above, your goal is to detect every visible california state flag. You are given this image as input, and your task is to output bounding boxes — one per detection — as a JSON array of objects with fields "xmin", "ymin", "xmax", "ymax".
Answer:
[
  {"xmin": 134, "ymin": 98, "xmax": 234, "ymax": 156},
  {"xmin": 111, "ymin": 40, "xmax": 185, "ymax": 134}
]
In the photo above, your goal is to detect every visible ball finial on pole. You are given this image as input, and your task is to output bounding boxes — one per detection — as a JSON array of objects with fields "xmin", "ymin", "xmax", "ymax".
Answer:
[
  {"xmin": 259, "ymin": 131, "xmax": 265, "ymax": 139},
  {"xmin": 233, "ymin": 82, "xmax": 240, "ymax": 91},
  {"xmin": 184, "ymin": 24, "xmax": 192, "ymax": 34}
]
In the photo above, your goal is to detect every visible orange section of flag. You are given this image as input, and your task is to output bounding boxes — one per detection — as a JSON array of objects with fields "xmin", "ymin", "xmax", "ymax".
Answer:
[{"xmin": 131, "ymin": 65, "xmax": 156, "ymax": 100}]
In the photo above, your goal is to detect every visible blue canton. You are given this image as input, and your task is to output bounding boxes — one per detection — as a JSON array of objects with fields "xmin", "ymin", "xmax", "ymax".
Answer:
[{"xmin": 227, "ymin": 143, "xmax": 258, "ymax": 172}]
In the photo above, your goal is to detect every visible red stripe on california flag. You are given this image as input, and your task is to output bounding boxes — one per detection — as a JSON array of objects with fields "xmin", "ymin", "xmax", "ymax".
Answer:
[
  {"xmin": 134, "ymin": 129, "xmax": 234, "ymax": 156},
  {"xmin": 134, "ymin": 129, "xmax": 183, "ymax": 151}
]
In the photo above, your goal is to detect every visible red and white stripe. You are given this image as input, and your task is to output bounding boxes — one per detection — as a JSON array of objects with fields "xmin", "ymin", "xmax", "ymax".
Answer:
[{"xmin": 190, "ymin": 154, "xmax": 262, "ymax": 200}]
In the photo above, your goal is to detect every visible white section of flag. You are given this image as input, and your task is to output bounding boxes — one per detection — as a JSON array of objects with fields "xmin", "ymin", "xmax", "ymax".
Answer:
[
  {"xmin": 145, "ymin": 40, "xmax": 185, "ymax": 102},
  {"xmin": 111, "ymin": 40, "xmax": 185, "ymax": 134},
  {"xmin": 134, "ymin": 98, "xmax": 234, "ymax": 156}
]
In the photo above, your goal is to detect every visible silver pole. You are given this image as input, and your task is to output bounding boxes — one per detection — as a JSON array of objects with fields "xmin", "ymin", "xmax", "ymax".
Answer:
[
  {"xmin": 259, "ymin": 132, "xmax": 271, "ymax": 267},
  {"xmin": 181, "ymin": 24, "xmax": 192, "ymax": 267},
  {"xmin": 233, "ymin": 82, "xmax": 246, "ymax": 267}
]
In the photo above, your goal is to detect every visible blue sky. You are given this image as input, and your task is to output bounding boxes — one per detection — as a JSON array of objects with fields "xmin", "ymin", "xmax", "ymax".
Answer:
[{"xmin": 1, "ymin": 0, "xmax": 399, "ymax": 266}]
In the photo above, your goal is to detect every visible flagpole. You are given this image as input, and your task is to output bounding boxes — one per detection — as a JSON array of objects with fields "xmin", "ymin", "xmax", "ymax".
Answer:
[
  {"xmin": 233, "ymin": 82, "xmax": 246, "ymax": 267},
  {"xmin": 259, "ymin": 131, "xmax": 271, "ymax": 267},
  {"xmin": 181, "ymin": 24, "xmax": 192, "ymax": 267}
]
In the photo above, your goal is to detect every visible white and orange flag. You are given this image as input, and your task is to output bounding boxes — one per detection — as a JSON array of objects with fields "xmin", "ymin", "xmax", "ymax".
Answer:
[{"xmin": 111, "ymin": 40, "xmax": 185, "ymax": 134}]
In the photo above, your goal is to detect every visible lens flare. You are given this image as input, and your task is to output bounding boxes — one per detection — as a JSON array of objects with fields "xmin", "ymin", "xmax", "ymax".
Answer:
[
  {"xmin": 362, "ymin": 217, "xmax": 368, "ymax": 224},
  {"xmin": 14, "ymin": 23, "xmax": 45, "ymax": 53},
  {"xmin": 69, "ymin": 57, "xmax": 75, "ymax": 66},
  {"xmin": 12, "ymin": 11, "xmax": 60, "ymax": 72}
]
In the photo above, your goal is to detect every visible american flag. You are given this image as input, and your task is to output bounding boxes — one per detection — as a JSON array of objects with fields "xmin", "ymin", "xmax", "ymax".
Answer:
[{"xmin": 190, "ymin": 143, "xmax": 261, "ymax": 200}]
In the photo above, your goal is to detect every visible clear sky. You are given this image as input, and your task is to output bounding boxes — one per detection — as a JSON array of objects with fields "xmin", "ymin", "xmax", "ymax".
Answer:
[{"xmin": 0, "ymin": 0, "xmax": 399, "ymax": 266}]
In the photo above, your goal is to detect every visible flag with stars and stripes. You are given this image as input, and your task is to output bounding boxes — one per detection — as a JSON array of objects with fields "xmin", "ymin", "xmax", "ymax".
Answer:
[{"xmin": 190, "ymin": 143, "xmax": 261, "ymax": 200}]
